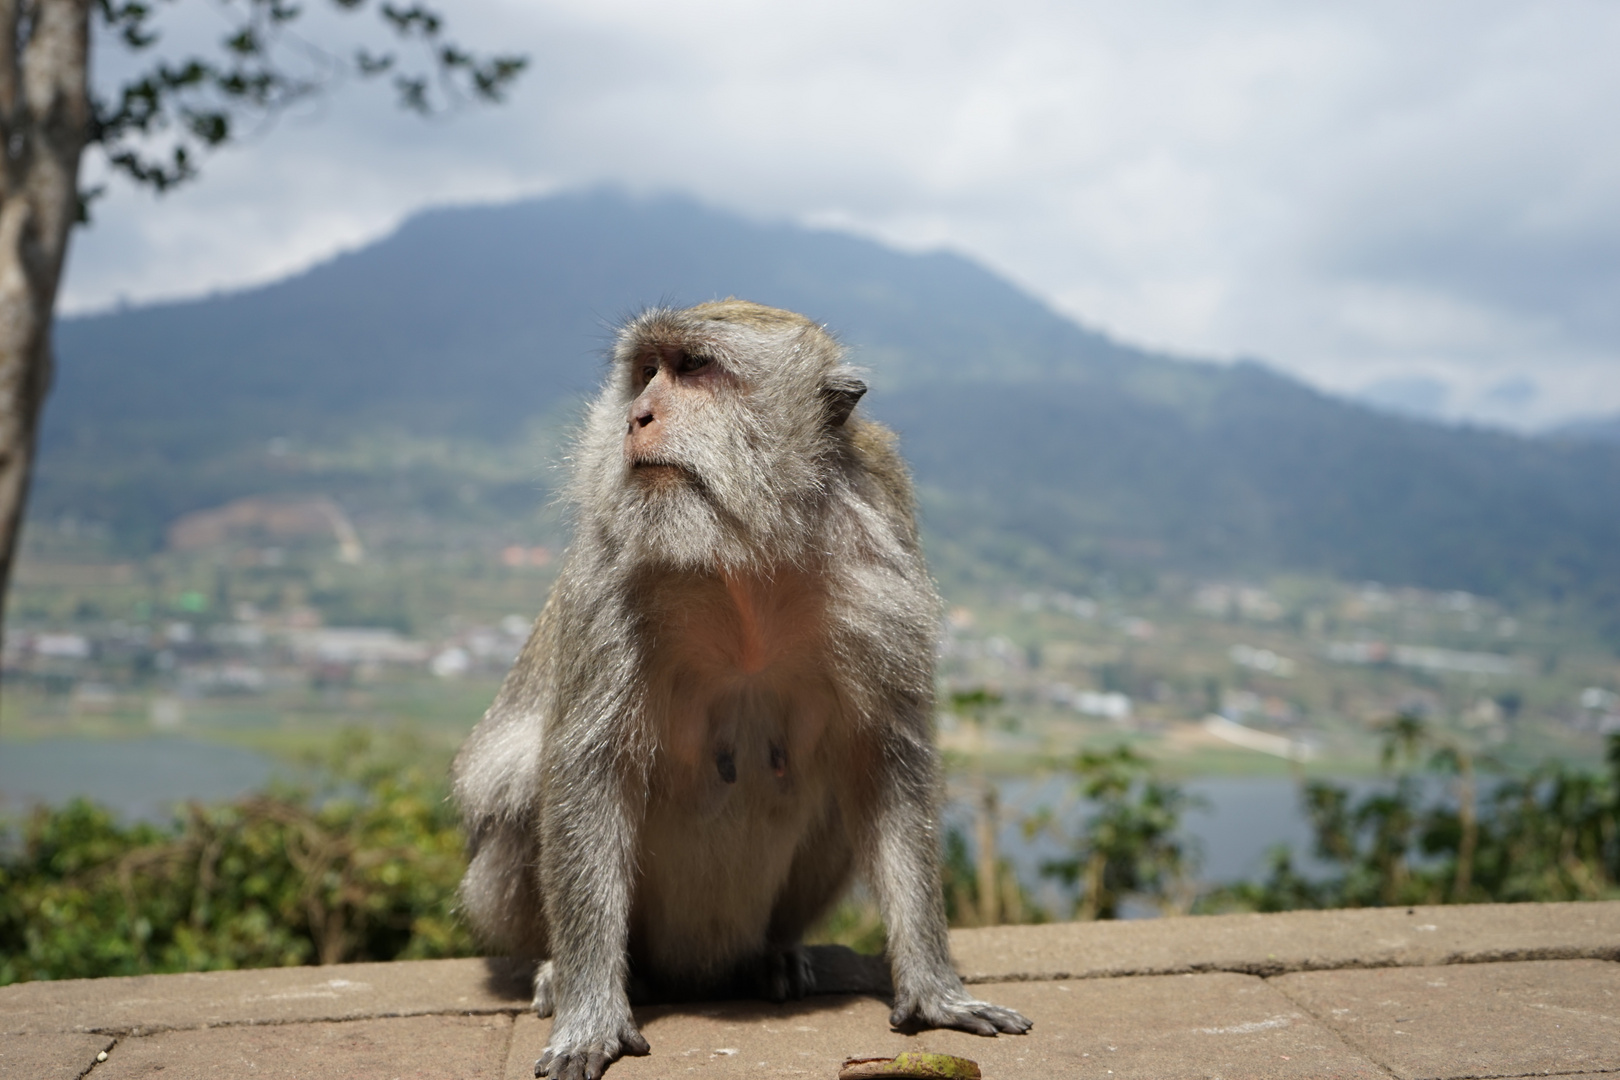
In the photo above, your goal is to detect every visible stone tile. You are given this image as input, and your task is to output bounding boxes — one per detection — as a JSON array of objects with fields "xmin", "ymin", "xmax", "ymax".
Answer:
[
  {"xmin": 504, "ymin": 1016, "xmax": 543, "ymax": 1080},
  {"xmin": 0, "ymin": 1032, "xmax": 114, "ymax": 1080},
  {"xmin": 95, "ymin": 1014, "xmax": 512, "ymax": 1080},
  {"xmin": 951, "ymin": 900, "xmax": 1620, "ymax": 983},
  {"xmin": 0, "ymin": 957, "xmax": 530, "ymax": 1036},
  {"xmin": 506, "ymin": 975, "xmax": 1386, "ymax": 1080},
  {"xmin": 1271, "ymin": 958, "xmax": 1620, "ymax": 1080}
]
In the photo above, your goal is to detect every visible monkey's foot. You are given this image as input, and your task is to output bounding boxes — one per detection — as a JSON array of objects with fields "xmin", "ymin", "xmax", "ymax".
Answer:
[
  {"xmin": 889, "ymin": 992, "xmax": 1033, "ymax": 1038},
  {"xmin": 758, "ymin": 943, "xmax": 817, "ymax": 1003},
  {"xmin": 535, "ymin": 1017, "xmax": 650, "ymax": 1080},
  {"xmin": 531, "ymin": 960, "xmax": 555, "ymax": 1017}
]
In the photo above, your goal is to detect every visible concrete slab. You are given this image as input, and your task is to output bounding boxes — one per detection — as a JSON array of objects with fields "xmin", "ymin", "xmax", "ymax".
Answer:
[
  {"xmin": 0, "ymin": 957, "xmax": 531, "ymax": 1036},
  {"xmin": 504, "ymin": 975, "xmax": 1387, "ymax": 1080},
  {"xmin": 1, "ymin": 904, "xmax": 1613, "ymax": 1078},
  {"xmin": 5, "ymin": 904, "xmax": 1612, "ymax": 1040},
  {"xmin": 1271, "ymin": 958, "xmax": 1620, "ymax": 1080},
  {"xmin": 93, "ymin": 1014, "xmax": 512, "ymax": 1080},
  {"xmin": 0, "ymin": 1032, "xmax": 114, "ymax": 1080},
  {"xmin": 951, "ymin": 901, "xmax": 1620, "ymax": 983}
]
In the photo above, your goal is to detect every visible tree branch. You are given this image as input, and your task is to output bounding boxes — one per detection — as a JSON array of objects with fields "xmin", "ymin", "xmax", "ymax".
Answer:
[{"xmin": 90, "ymin": 0, "xmax": 527, "ymax": 196}]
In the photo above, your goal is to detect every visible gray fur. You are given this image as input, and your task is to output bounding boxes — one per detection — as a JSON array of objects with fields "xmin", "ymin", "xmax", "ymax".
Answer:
[{"xmin": 452, "ymin": 300, "xmax": 1030, "ymax": 1080}]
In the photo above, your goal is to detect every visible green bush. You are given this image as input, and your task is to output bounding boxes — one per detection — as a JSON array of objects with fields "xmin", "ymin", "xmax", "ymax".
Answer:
[
  {"xmin": 0, "ymin": 734, "xmax": 476, "ymax": 985},
  {"xmin": 6, "ymin": 725, "xmax": 1617, "ymax": 986}
]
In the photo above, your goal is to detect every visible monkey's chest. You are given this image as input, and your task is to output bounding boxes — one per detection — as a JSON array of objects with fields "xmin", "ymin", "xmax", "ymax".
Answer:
[
  {"xmin": 642, "ymin": 568, "xmax": 837, "ymax": 774},
  {"xmin": 630, "ymin": 570, "xmax": 847, "ymax": 977},
  {"xmin": 634, "ymin": 680, "xmax": 840, "ymax": 978}
]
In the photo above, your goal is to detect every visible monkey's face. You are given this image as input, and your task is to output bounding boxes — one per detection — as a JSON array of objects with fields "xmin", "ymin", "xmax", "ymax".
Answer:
[
  {"xmin": 623, "ymin": 342, "xmax": 729, "ymax": 487},
  {"xmin": 570, "ymin": 302, "xmax": 864, "ymax": 572}
]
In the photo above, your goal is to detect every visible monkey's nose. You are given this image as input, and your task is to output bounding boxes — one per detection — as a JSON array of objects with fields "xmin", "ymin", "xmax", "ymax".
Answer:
[{"xmin": 633, "ymin": 410, "xmax": 655, "ymax": 429}]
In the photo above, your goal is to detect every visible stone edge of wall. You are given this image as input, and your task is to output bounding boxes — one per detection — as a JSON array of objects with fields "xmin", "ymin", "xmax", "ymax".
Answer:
[{"xmin": 2, "ymin": 901, "xmax": 1616, "ymax": 1036}]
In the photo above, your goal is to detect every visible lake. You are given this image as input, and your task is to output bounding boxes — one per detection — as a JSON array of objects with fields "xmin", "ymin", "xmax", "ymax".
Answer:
[{"xmin": 0, "ymin": 737, "xmax": 294, "ymax": 824}]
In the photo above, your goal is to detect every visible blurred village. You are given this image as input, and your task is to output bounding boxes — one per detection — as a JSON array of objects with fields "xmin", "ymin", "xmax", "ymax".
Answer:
[{"xmin": 7, "ymin": 493, "xmax": 1617, "ymax": 781}]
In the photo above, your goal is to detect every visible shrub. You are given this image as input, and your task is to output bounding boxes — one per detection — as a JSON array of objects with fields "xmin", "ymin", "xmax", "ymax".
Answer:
[{"xmin": 0, "ymin": 733, "xmax": 476, "ymax": 985}]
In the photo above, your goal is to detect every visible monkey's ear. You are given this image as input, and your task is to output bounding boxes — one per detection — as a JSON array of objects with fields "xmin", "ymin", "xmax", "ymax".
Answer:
[{"xmin": 821, "ymin": 372, "xmax": 867, "ymax": 426}]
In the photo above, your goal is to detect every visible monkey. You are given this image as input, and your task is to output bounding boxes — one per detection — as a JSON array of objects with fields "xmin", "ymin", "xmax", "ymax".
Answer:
[{"xmin": 451, "ymin": 299, "xmax": 1031, "ymax": 1080}]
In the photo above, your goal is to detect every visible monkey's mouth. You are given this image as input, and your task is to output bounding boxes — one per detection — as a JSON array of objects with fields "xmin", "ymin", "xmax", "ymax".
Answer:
[{"xmin": 629, "ymin": 459, "xmax": 698, "ymax": 485}]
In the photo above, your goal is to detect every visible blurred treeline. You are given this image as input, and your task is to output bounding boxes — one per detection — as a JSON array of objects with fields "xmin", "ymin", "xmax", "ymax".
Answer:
[
  {"xmin": 941, "ymin": 716, "xmax": 1620, "ymax": 924},
  {"xmin": 1196, "ymin": 719, "xmax": 1620, "ymax": 913},
  {"xmin": 4, "ymin": 720, "xmax": 1619, "ymax": 986}
]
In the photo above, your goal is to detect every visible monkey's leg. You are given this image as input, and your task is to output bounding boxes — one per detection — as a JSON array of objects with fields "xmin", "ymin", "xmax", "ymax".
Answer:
[
  {"xmin": 760, "ymin": 804, "xmax": 856, "ymax": 1002},
  {"xmin": 534, "ymin": 753, "xmax": 651, "ymax": 1080},
  {"xmin": 869, "ymin": 739, "xmax": 1032, "ymax": 1038},
  {"xmin": 759, "ymin": 945, "xmax": 816, "ymax": 1004}
]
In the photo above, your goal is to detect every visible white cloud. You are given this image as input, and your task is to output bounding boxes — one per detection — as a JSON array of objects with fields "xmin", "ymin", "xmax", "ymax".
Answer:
[{"xmin": 62, "ymin": 0, "xmax": 1620, "ymax": 428}]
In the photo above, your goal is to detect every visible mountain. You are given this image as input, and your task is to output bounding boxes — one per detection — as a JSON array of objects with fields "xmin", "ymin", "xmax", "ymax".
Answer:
[
  {"xmin": 36, "ymin": 190, "xmax": 1620, "ymax": 625},
  {"xmin": 1552, "ymin": 415, "xmax": 1620, "ymax": 444},
  {"xmin": 48, "ymin": 190, "xmax": 1145, "ymax": 445},
  {"xmin": 1353, "ymin": 376, "xmax": 1451, "ymax": 422}
]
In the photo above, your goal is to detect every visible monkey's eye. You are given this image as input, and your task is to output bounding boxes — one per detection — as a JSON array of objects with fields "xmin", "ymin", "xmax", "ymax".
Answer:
[
  {"xmin": 639, "ymin": 364, "xmax": 658, "ymax": 384},
  {"xmin": 677, "ymin": 353, "xmax": 712, "ymax": 374}
]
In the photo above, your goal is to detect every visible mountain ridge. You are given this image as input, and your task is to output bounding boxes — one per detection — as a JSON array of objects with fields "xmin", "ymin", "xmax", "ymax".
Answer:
[{"xmin": 34, "ymin": 189, "xmax": 1620, "ymax": 630}]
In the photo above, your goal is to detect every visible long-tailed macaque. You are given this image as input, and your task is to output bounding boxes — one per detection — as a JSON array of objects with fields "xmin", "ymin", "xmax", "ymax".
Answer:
[{"xmin": 452, "ymin": 300, "xmax": 1031, "ymax": 1080}]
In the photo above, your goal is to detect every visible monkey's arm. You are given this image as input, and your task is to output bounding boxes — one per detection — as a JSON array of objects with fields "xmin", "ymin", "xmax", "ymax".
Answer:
[
  {"xmin": 869, "ymin": 720, "xmax": 1032, "ymax": 1038},
  {"xmin": 535, "ymin": 717, "xmax": 650, "ymax": 1080}
]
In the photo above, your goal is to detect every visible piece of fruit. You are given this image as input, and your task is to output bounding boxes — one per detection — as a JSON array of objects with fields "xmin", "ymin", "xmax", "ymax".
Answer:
[{"xmin": 838, "ymin": 1052, "xmax": 982, "ymax": 1079}]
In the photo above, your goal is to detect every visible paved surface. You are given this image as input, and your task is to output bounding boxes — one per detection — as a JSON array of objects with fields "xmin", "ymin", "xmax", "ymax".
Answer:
[{"xmin": 2, "ymin": 902, "xmax": 1616, "ymax": 1079}]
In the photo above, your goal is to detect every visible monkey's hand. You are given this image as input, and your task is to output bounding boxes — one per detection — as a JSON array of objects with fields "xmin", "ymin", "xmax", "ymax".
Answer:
[
  {"xmin": 531, "ymin": 960, "xmax": 555, "ymax": 1017},
  {"xmin": 889, "ymin": 988, "xmax": 1033, "ymax": 1038},
  {"xmin": 534, "ymin": 1011, "xmax": 650, "ymax": 1080}
]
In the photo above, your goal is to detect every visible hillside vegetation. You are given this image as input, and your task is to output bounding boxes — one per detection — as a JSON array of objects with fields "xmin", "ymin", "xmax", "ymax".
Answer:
[{"xmin": 35, "ymin": 189, "xmax": 1620, "ymax": 631}]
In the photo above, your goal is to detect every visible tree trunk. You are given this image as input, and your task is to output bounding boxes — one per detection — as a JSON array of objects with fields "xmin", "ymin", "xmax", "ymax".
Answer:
[
  {"xmin": 975, "ymin": 778, "xmax": 999, "ymax": 927},
  {"xmin": 0, "ymin": 0, "xmax": 91, "ymax": 641},
  {"xmin": 1080, "ymin": 849, "xmax": 1107, "ymax": 920},
  {"xmin": 1452, "ymin": 749, "xmax": 1477, "ymax": 902}
]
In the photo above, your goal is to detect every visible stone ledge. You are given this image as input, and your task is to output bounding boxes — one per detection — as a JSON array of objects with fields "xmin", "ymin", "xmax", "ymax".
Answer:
[
  {"xmin": 2, "ymin": 901, "xmax": 1617, "ymax": 1080},
  {"xmin": 3, "ymin": 903, "xmax": 1616, "ymax": 1037},
  {"xmin": 502, "ymin": 975, "xmax": 1392, "ymax": 1080},
  {"xmin": 0, "ymin": 1031, "xmax": 114, "ymax": 1080},
  {"xmin": 88, "ymin": 1014, "xmax": 513, "ymax": 1080},
  {"xmin": 0, "ymin": 957, "xmax": 531, "ymax": 1037},
  {"xmin": 16, "ymin": 965, "xmax": 1617, "ymax": 1080},
  {"xmin": 950, "ymin": 900, "xmax": 1620, "ymax": 983},
  {"xmin": 1271, "ymin": 959, "xmax": 1620, "ymax": 1080}
]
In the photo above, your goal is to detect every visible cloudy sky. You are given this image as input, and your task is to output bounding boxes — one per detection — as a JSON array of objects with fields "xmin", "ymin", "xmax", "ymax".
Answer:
[{"xmin": 66, "ymin": 0, "xmax": 1620, "ymax": 430}]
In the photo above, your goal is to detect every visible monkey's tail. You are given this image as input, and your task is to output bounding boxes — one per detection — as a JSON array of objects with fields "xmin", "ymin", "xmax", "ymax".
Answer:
[{"xmin": 459, "ymin": 814, "xmax": 550, "ymax": 959}]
